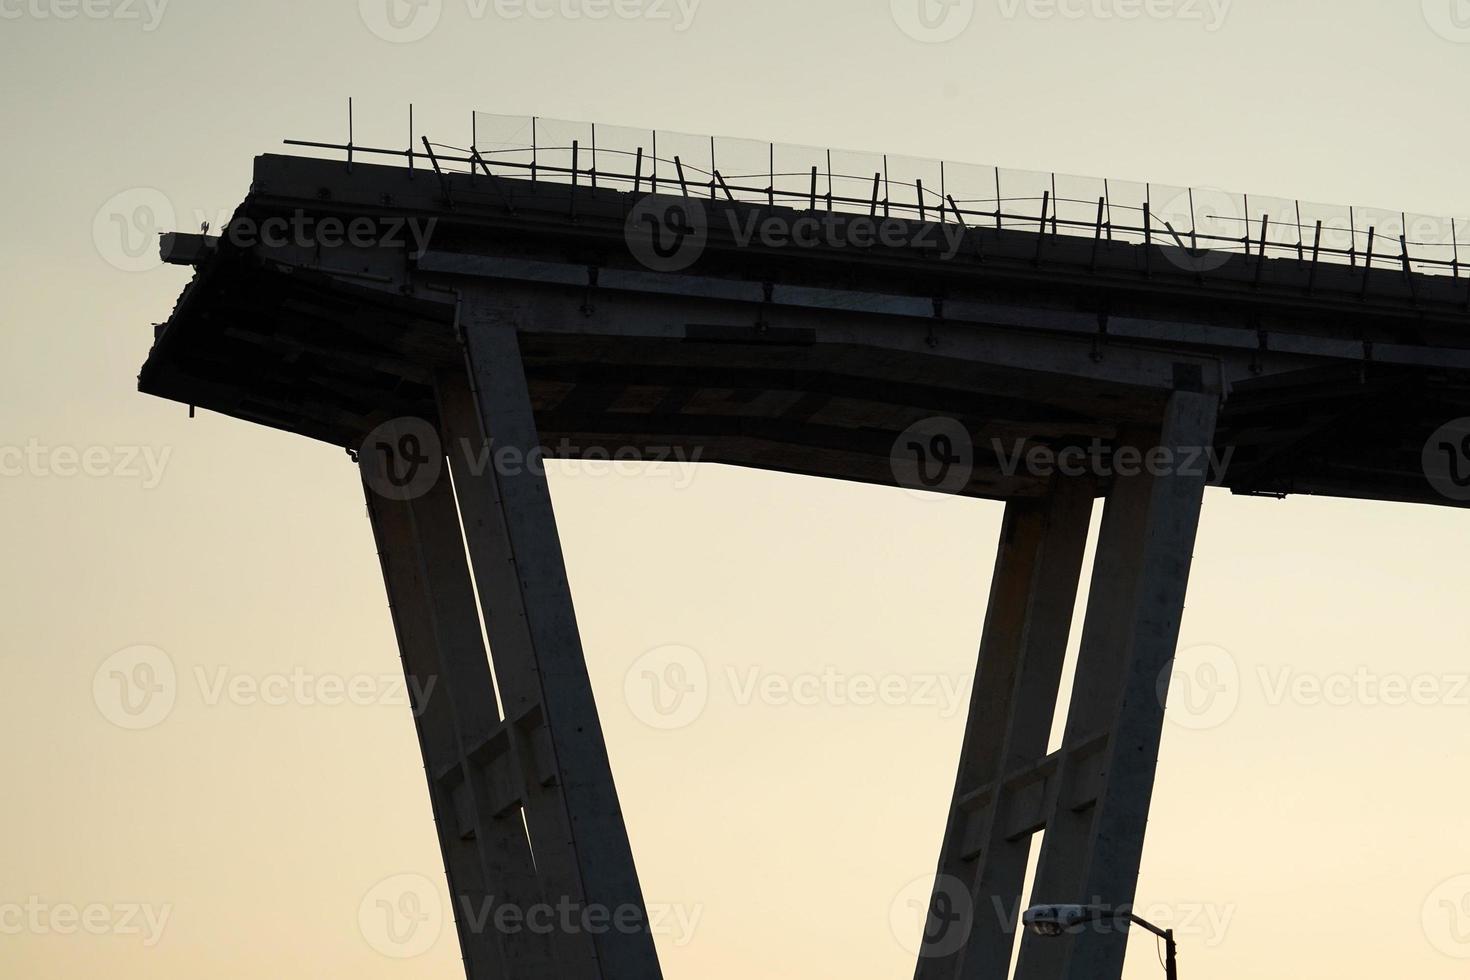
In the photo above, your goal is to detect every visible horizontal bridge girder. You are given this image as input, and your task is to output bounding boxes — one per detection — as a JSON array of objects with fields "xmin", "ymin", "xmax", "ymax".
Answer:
[
  {"xmin": 415, "ymin": 246, "xmax": 1470, "ymax": 375},
  {"xmin": 143, "ymin": 188, "xmax": 1470, "ymax": 510}
]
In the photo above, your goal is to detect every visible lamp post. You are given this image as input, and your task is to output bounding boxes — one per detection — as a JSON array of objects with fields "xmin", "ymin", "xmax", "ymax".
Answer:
[{"xmin": 1022, "ymin": 903, "xmax": 1178, "ymax": 980}]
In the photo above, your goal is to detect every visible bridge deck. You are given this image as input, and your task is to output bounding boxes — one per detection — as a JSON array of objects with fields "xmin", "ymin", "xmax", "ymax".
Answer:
[{"xmin": 139, "ymin": 153, "xmax": 1470, "ymax": 506}]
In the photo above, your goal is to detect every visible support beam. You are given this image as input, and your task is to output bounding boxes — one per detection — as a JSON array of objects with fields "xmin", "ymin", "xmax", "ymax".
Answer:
[
  {"xmin": 916, "ymin": 477, "xmax": 1094, "ymax": 978},
  {"xmin": 1014, "ymin": 386, "xmax": 1218, "ymax": 980},
  {"xmin": 363, "ymin": 464, "xmax": 532, "ymax": 979},
  {"xmin": 432, "ymin": 292, "xmax": 662, "ymax": 980}
]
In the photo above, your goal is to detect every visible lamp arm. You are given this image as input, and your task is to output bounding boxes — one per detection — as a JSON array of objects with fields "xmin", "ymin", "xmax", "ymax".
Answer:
[
  {"xmin": 1125, "ymin": 913, "xmax": 1170, "ymax": 940},
  {"xmin": 1125, "ymin": 915, "xmax": 1178, "ymax": 980}
]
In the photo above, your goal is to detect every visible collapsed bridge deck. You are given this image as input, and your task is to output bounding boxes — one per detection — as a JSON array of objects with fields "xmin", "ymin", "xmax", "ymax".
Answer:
[
  {"xmin": 137, "ymin": 127, "xmax": 1470, "ymax": 980},
  {"xmin": 142, "ymin": 151, "xmax": 1470, "ymax": 507}
]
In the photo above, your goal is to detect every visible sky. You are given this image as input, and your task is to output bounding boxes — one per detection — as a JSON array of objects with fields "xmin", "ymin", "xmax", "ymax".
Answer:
[{"xmin": 3, "ymin": 1, "xmax": 1470, "ymax": 977}]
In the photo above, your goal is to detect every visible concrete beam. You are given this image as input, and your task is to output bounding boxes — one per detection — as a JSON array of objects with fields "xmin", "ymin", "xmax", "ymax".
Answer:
[
  {"xmin": 440, "ymin": 291, "xmax": 662, "ymax": 980},
  {"xmin": 363, "ymin": 464, "xmax": 536, "ymax": 979},
  {"xmin": 916, "ymin": 477, "xmax": 1093, "ymax": 979},
  {"xmin": 1014, "ymin": 387, "xmax": 1218, "ymax": 980}
]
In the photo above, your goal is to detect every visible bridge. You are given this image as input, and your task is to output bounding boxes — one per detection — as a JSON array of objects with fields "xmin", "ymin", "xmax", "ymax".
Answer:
[{"xmin": 139, "ymin": 111, "xmax": 1470, "ymax": 979}]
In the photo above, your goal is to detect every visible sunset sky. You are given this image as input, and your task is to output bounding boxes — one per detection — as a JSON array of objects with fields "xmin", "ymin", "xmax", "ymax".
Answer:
[{"xmin": 4, "ymin": 1, "xmax": 1470, "ymax": 977}]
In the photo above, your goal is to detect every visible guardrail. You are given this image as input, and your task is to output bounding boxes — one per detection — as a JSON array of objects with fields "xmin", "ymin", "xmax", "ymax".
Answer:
[{"xmin": 284, "ymin": 108, "xmax": 1470, "ymax": 281}]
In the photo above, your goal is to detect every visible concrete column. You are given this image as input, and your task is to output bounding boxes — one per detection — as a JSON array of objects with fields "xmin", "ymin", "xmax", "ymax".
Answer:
[
  {"xmin": 364, "ymin": 464, "xmax": 539, "ymax": 979},
  {"xmin": 915, "ymin": 478, "xmax": 1093, "ymax": 979},
  {"xmin": 1014, "ymin": 386, "xmax": 1218, "ymax": 980},
  {"xmin": 433, "ymin": 294, "xmax": 662, "ymax": 980}
]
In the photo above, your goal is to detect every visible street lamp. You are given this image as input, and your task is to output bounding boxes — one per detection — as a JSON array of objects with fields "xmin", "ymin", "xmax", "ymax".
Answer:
[{"xmin": 1022, "ymin": 904, "xmax": 1179, "ymax": 980}]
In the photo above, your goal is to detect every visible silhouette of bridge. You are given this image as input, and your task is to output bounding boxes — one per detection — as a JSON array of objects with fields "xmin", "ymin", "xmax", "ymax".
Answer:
[{"xmin": 140, "ymin": 110, "xmax": 1470, "ymax": 980}]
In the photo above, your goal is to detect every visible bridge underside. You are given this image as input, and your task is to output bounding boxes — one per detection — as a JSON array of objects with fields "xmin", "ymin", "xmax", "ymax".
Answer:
[{"xmin": 139, "ymin": 154, "xmax": 1470, "ymax": 979}]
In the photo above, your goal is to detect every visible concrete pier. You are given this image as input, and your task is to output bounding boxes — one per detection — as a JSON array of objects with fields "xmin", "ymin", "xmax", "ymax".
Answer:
[{"xmin": 140, "ymin": 145, "xmax": 1470, "ymax": 978}]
